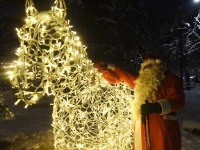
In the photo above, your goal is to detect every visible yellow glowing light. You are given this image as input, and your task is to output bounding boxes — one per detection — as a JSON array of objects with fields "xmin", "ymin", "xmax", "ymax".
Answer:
[
  {"xmin": 9, "ymin": 0, "xmax": 134, "ymax": 149},
  {"xmin": 15, "ymin": 100, "xmax": 21, "ymax": 105},
  {"xmin": 17, "ymin": 62, "xmax": 22, "ymax": 66},
  {"xmin": 6, "ymin": 71, "xmax": 12, "ymax": 75}
]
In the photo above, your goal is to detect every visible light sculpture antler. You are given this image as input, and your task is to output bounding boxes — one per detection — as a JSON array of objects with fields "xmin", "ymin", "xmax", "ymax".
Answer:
[{"xmin": 8, "ymin": 0, "xmax": 134, "ymax": 149}]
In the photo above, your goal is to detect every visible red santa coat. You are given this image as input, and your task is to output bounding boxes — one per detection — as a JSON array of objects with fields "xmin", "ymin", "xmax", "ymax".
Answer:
[{"xmin": 96, "ymin": 64, "xmax": 185, "ymax": 150}]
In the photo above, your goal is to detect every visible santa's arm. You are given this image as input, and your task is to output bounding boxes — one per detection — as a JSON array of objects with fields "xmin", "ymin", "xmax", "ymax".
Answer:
[
  {"xmin": 114, "ymin": 66, "xmax": 137, "ymax": 88},
  {"xmin": 94, "ymin": 62, "xmax": 137, "ymax": 88},
  {"xmin": 157, "ymin": 71, "xmax": 185, "ymax": 115}
]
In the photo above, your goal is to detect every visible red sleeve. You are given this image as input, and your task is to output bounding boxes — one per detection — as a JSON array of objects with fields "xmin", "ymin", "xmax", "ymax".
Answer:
[
  {"xmin": 98, "ymin": 68, "xmax": 122, "ymax": 84},
  {"xmin": 94, "ymin": 62, "xmax": 137, "ymax": 88},
  {"xmin": 114, "ymin": 66, "xmax": 138, "ymax": 88},
  {"xmin": 93, "ymin": 62, "xmax": 122, "ymax": 84},
  {"xmin": 165, "ymin": 71, "xmax": 185, "ymax": 112}
]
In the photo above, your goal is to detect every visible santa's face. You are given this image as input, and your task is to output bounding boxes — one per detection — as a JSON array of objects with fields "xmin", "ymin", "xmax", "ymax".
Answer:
[
  {"xmin": 140, "ymin": 64, "xmax": 158, "ymax": 76},
  {"xmin": 139, "ymin": 59, "xmax": 163, "ymax": 75},
  {"xmin": 138, "ymin": 59, "xmax": 165, "ymax": 101},
  {"xmin": 141, "ymin": 63, "xmax": 153, "ymax": 71}
]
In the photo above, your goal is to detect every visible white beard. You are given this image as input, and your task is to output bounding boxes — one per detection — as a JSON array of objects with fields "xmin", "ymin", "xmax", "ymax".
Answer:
[{"xmin": 131, "ymin": 59, "xmax": 165, "ymax": 121}]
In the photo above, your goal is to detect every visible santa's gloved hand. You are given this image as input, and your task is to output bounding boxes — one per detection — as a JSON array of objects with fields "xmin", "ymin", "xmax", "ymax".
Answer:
[
  {"xmin": 140, "ymin": 100, "xmax": 162, "ymax": 115},
  {"xmin": 93, "ymin": 61, "xmax": 118, "ymax": 84},
  {"xmin": 93, "ymin": 61, "xmax": 108, "ymax": 71}
]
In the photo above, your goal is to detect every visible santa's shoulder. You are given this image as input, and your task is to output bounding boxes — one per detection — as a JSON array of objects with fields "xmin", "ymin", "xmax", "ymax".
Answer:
[{"xmin": 164, "ymin": 70, "xmax": 181, "ymax": 81}]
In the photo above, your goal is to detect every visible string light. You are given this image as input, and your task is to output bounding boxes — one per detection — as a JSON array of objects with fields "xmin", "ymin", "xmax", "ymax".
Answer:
[{"xmin": 8, "ymin": 0, "xmax": 134, "ymax": 149}]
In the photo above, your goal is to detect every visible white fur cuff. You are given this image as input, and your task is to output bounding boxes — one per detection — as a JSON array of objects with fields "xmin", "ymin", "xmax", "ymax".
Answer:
[
  {"xmin": 107, "ymin": 63, "xmax": 115, "ymax": 71},
  {"xmin": 157, "ymin": 99, "xmax": 171, "ymax": 115}
]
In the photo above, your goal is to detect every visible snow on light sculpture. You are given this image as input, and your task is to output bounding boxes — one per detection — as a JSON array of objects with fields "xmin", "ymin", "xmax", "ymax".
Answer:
[{"xmin": 8, "ymin": 0, "xmax": 134, "ymax": 149}]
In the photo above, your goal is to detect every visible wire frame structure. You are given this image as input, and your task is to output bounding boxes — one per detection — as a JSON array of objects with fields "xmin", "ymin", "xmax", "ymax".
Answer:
[{"xmin": 8, "ymin": 0, "xmax": 134, "ymax": 149}]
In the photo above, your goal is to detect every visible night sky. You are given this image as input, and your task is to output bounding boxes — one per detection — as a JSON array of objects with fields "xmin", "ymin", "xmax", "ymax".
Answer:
[
  {"xmin": 1, "ymin": 0, "xmax": 200, "ymax": 19},
  {"xmin": 0, "ymin": 0, "xmax": 52, "ymax": 16},
  {"xmin": 144, "ymin": 0, "xmax": 200, "ymax": 15},
  {"xmin": 0, "ymin": 1, "xmax": 198, "ymax": 12}
]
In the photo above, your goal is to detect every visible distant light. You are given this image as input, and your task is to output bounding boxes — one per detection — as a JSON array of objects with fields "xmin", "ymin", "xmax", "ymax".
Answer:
[{"xmin": 194, "ymin": 0, "xmax": 200, "ymax": 3}]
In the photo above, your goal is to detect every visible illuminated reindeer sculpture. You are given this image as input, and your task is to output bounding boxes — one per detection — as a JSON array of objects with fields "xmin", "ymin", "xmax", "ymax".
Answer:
[{"xmin": 9, "ymin": 0, "xmax": 134, "ymax": 149}]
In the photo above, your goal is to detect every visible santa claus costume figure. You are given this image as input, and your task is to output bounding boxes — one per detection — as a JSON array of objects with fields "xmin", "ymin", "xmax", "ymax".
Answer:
[{"xmin": 94, "ymin": 53, "xmax": 185, "ymax": 150}]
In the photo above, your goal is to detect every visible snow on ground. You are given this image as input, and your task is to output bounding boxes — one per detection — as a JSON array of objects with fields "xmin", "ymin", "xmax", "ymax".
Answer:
[
  {"xmin": 0, "ymin": 83, "xmax": 200, "ymax": 150},
  {"xmin": 178, "ymin": 82, "xmax": 200, "ymax": 150},
  {"xmin": 0, "ymin": 92, "xmax": 54, "ymax": 149}
]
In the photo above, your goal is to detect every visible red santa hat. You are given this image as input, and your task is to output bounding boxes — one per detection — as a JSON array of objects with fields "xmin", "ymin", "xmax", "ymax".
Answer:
[{"xmin": 143, "ymin": 53, "xmax": 161, "ymax": 64}]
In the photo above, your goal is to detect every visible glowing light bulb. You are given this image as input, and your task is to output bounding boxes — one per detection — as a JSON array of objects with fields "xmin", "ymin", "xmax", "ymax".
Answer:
[{"xmin": 15, "ymin": 100, "xmax": 21, "ymax": 105}]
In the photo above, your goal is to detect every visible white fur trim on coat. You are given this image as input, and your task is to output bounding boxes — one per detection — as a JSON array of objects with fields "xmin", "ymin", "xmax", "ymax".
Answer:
[
  {"xmin": 107, "ymin": 63, "xmax": 115, "ymax": 71},
  {"xmin": 157, "ymin": 99, "xmax": 171, "ymax": 115},
  {"xmin": 134, "ymin": 120, "xmax": 143, "ymax": 150},
  {"xmin": 163, "ymin": 114, "xmax": 177, "ymax": 120}
]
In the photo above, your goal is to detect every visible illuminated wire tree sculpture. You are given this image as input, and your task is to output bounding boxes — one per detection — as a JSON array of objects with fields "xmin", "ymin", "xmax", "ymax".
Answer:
[{"xmin": 8, "ymin": 0, "xmax": 134, "ymax": 149}]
